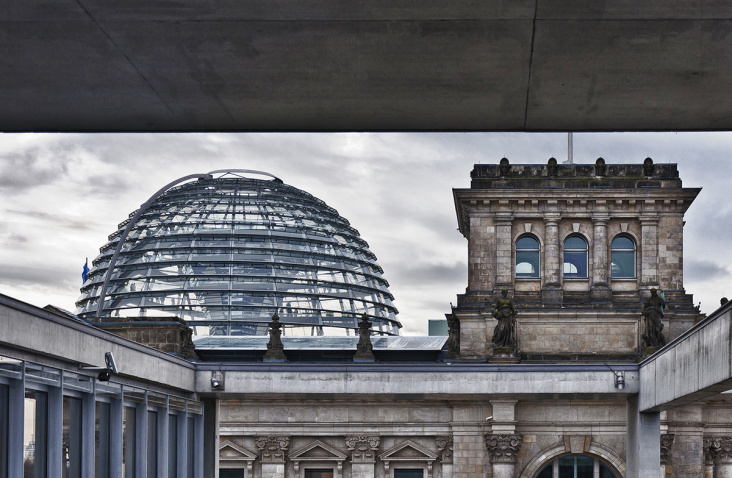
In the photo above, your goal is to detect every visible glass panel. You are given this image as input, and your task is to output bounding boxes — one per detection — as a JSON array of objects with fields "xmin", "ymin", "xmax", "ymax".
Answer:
[
  {"xmin": 168, "ymin": 414, "xmax": 178, "ymax": 478},
  {"xmin": 305, "ymin": 470, "xmax": 334, "ymax": 478},
  {"xmin": 564, "ymin": 236, "xmax": 587, "ymax": 250},
  {"xmin": 536, "ymin": 463, "xmax": 553, "ymax": 478},
  {"xmin": 516, "ymin": 251, "xmax": 540, "ymax": 278},
  {"xmin": 612, "ymin": 236, "xmax": 635, "ymax": 249},
  {"xmin": 611, "ymin": 251, "xmax": 635, "ymax": 278},
  {"xmin": 0, "ymin": 384, "xmax": 8, "ymax": 478},
  {"xmin": 95, "ymin": 402, "xmax": 110, "ymax": 478},
  {"xmin": 558, "ymin": 456, "xmax": 594, "ymax": 478},
  {"xmin": 62, "ymin": 396, "xmax": 82, "ymax": 478},
  {"xmin": 516, "ymin": 236, "xmax": 539, "ymax": 249},
  {"xmin": 123, "ymin": 407, "xmax": 136, "ymax": 478},
  {"xmin": 24, "ymin": 390, "xmax": 47, "ymax": 478},
  {"xmin": 563, "ymin": 251, "xmax": 588, "ymax": 278},
  {"xmin": 187, "ymin": 417, "xmax": 194, "ymax": 474},
  {"xmin": 147, "ymin": 411, "xmax": 158, "ymax": 478},
  {"xmin": 394, "ymin": 470, "xmax": 424, "ymax": 478},
  {"xmin": 599, "ymin": 462, "xmax": 617, "ymax": 478},
  {"xmin": 219, "ymin": 470, "xmax": 245, "ymax": 478}
]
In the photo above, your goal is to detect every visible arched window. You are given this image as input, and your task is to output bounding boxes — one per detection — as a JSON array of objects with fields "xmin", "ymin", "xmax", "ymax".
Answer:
[
  {"xmin": 563, "ymin": 236, "xmax": 588, "ymax": 278},
  {"xmin": 536, "ymin": 455, "xmax": 617, "ymax": 478},
  {"xmin": 516, "ymin": 236, "xmax": 540, "ymax": 278},
  {"xmin": 611, "ymin": 236, "xmax": 636, "ymax": 278}
]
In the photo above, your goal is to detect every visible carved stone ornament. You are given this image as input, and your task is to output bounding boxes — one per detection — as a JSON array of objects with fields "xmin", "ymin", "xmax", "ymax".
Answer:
[
  {"xmin": 445, "ymin": 313, "xmax": 460, "ymax": 359},
  {"xmin": 263, "ymin": 312, "xmax": 286, "ymax": 361},
  {"xmin": 703, "ymin": 437, "xmax": 714, "ymax": 465},
  {"xmin": 595, "ymin": 157, "xmax": 606, "ymax": 176},
  {"xmin": 346, "ymin": 436, "xmax": 380, "ymax": 462},
  {"xmin": 643, "ymin": 157, "xmax": 655, "ymax": 176},
  {"xmin": 710, "ymin": 436, "xmax": 732, "ymax": 464},
  {"xmin": 660, "ymin": 434, "xmax": 674, "ymax": 465},
  {"xmin": 436, "ymin": 436, "xmax": 454, "ymax": 463},
  {"xmin": 353, "ymin": 314, "xmax": 375, "ymax": 361},
  {"xmin": 485, "ymin": 434, "xmax": 523, "ymax": 464},
  {"xmin": 255, "ymin": 436, "xmax": 290, "ymax": 463},
  {"xmin": 547, "ymin": 157, "xmax": 558, "ymax": 177},
  {"xmin": 499, "ymin": 157, "xmax": 510, "ymax": 177}
]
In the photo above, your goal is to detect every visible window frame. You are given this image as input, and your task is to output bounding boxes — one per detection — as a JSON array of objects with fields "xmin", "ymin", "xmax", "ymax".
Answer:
[
  {"xmin": 534, "ymin": 454, "xmax": 619, "ymax": 478},
  {"xmin": 562, "ymin": 235, "xmax": 589, "ymax": 279}
]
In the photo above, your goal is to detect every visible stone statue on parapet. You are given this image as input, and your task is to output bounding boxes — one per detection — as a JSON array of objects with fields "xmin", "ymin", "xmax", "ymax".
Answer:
[
  {"xmin": 354, "ymin": 314, "xmax": 375, "ymax": 362},
  {"xmin": 445, "ymin": 309, "xmax": 460, "ymax": 359},
  {"xmin": 642, "ymin": 288, "xmax": 666, "ymax": 348},
  {"xmin": 263, "ymin": 311, "xmax": 286, "ymax": 361},
  {"xmin": 491, "ymin": 289, "xmax": 518, "ymax": 348}
]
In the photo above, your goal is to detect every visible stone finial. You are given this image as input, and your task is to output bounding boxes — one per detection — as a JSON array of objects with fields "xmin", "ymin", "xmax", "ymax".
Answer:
[
  {"xmin": 643, "ymin": 157, "xmax": 655, "ymax": 176},
  {"xmin": 499, "ymin": 158, "xmax": 510, "ymax": 177},
  {"xmin": 346, "ymin": 436, "xmax": 380, "ymax": 462},
  {"xmin": 485, "ymin": 434, "xmax": 523, "ymax": 463},
  {"xmin": 255, "ymin": 436, "xmax": 290, "ymax": 463},
  {"xmin": 354, "ymin": 314, "xmax": 375, "ymax": 362},
  {"xmin": 547, "ymin": 157, "xmax": 558, "ymax": 177},
  {"xmin": 595, "ymin": 157, "xmax": 606, "ymax": 176},
  {"xmin": 436, "ymin": 436, "xmax": 453, "ymax": 463},
  {"xmin": 660, "ymin": 434, "xmax": 675, "ymax": 465},
  {"xmin": 263, "ymin": 311, "xmax": 286, "ymax": 361},
  {"xmin": 710, "ymin": 436, "xmax": 732, "ymax": 464},
  {"xmin": 445, "ymin": 312, "xmax": 460, "ymax": 359},
  {"xmin": 722, "ymin": 297, "xmax": 729, "ymax": 306}
]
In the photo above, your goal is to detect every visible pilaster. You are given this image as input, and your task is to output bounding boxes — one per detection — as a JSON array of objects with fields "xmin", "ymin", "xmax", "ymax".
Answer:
[
  {"xmin": 542, "ymin": 215, "xmax": 562, "ymax": 303},
  {"xmin": 710, "ymin": 436, "xmax": 732, "ymax": 478},
  {"xmin": 495, "ymin": 215, "xmax": 514, "ymax": 290},
  {"xmin": 255, "ymin": 436, "xmax": 289, "ymax": 478},
  {"xmin": 640, "ymin": 216, "xmax": 660, "ymax": 287},
  {"xmin": 484, "ymin": 434, "xmax": 522, "ymax": 478},
  {"xmin": 436, "ymin": 436, "xmax": 453, "ymax": 478},
  {"xmin": 591, "ymin": 215, "xmax": 611, "ymax": 301},
  {"xmin": 346, "ymin": 436, "xmax": 380, "ymax": 478}
]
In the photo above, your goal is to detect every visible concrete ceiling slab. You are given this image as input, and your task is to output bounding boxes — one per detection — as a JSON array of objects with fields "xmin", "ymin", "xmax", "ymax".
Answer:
[{"xmin": 2, "ymin": 1, "xmax": 732, "ymax": 131}]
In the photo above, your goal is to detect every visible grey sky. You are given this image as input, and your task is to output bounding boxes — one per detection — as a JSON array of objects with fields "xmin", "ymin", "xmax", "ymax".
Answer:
[{"xmin": 0, "ymin": 132, "xmax": 729, "ymax": 334}]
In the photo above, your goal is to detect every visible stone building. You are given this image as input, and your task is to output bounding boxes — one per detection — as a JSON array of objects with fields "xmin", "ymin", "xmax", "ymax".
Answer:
[{"xmin": 1, "ymin": 160, "xmax": 732, "ymax": 478}]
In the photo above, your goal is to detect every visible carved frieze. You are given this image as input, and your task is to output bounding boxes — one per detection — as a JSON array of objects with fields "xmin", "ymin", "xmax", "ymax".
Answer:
[
  {"xmin": 436, "ymin": 436, "xmax": 453, "ymax": 463},
  {"xmin": 346, "ymin": 436, "xmax": 380, "ymax": 462},
  {"xmin": 485, "ymin": 434, "xmax": 523, "ymax": 464},
  {"xmin": 660, "ymin": 434, "xmax": 674, "ymax": 465},
  {"xmin": 710, "ymin": 436, "xmax": 732, "ymax": 464},
  {"xmin": 255, "ymin": 436, "xmax": 290, "ymax": 463}
]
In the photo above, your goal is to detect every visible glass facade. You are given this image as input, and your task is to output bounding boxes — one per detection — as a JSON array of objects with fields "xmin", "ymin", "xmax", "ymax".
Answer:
[{"xmin": 76, "ymin": 171, "xmax": 400, "ymax": 336}]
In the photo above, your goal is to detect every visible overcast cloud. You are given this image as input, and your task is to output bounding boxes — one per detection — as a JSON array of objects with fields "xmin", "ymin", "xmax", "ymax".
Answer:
[{"xmin": 0, "ymin": 132, "xmax": 730, "ymax": 334}]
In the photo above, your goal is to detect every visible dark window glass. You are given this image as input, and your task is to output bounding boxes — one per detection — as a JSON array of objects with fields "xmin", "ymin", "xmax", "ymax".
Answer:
[
  {"xmin": 62, "ymin": 397, "xmax": 82, "ymax": 478},
  {"xmin": 168, "ymin": 415, "xmax": 177, "ymax": 478},
  {"xmin": 305, "ymin": 470, "xmax": 334, "ymax": 478},
  {"xmin": 563, "ymin": 236, "xmax": 588, "ymax": 278},
  {"xmin": 558, "ymin": 455, "xmax": 593, "ymax": 478},
  {"xmin": 536, "ymin": 464, "xmax": 553, "ymax": 478},
  {"xmin": 0, "ymin": 384, "xmax": 7, "ymax": 478},
  {"xmin": 516, "ymin": 236, "xmax": 540, "ymax": 278},
  {"xmin": 147, "ymin": 411, "xmax": 158, "ymax": 478},
  {"xmin": 611, "ymin": 236, "xmax": 636, "ymax": 278},
  {"xmin": 394, "ymin": 470, "xmax": 424, "ymax": 478},
  {"xmin": 123, "ymin": 407, "xmax": 136, "ymax": 478},
  {"xmin": 187, "ymin": 417, "xmax": 194, "ymax": 474},
  {"xmin": 95, "ymin": 402, "xmax": 110, "ymax": 478},
  {"xmin": 219, "ymin": 471, "xmax": 244, "ymax": 478},
  {"xmin": 600, "ymin": 462, "xmax": 617, "ymax": 478}
]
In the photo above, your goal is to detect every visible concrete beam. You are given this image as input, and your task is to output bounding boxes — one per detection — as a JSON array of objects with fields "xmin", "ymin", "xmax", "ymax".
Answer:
[
  {"xmin": 0, "ymin": 294, "xmax": 196, "ymax": 392},
  {"xmin": 3, "ymin": 1, "xmax": 732, "ymax": 131},
  {"xmin": 639, "ymin": 301, "xmax": 732, "ymax": 412},
  {"xmin": 194, "ymin": 363, "xmax": 638, "ymax": 399}
]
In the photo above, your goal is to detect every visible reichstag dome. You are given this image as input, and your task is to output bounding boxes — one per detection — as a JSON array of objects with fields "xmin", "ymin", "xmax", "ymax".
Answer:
[{"xmin": 75, "ymin": 170, "xmax": 400, "ymax": 336}]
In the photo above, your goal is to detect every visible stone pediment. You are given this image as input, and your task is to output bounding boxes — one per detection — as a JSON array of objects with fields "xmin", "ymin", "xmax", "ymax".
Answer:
[
  {"xmin": 289, "ymin": 439, "xmax": 348, "ymax": 462},
  {"xmin": 219, "ymin": 440, "xmax": 257, "ymax": 462},
  {"xmin": 379, "ymin": 439, "xmax": 438, "ymax": 462}
]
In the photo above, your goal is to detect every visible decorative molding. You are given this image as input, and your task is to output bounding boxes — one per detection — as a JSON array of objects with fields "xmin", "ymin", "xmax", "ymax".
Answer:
[
  {"xmin": 219, "ymin": 440, "xmax": 257, "ymax": 475},
  {"xmin": 710, "ymin": 436, "xmax": 732, "ymax": 464},
  {"xmin": 436, "ymin": 436, "xmax": 453, "ymax": 463},
  {"xmin": 660, "ymin": 434, "xmax": 674, "ymax": 465},
  {"xmin": 289, "ymin": 440, "xmax": 347, "ymax": 477},
  {"xmin": 703, "ymin": 437, "xmax": 714, "ymax": 465},
  {"xmin": 345, "ymin": 436, "xmax": 380, "ymax": 463},
  {"xmin": 255, "ymin": 436, "xmax": 290, "ymax": 463},
  {"xmin": 485, "ymin": 434, "xmax": 523, "ymax": 464},
  {"xmin": 378, "ymin": 439, "xmax": 438, "ymax": 475}
]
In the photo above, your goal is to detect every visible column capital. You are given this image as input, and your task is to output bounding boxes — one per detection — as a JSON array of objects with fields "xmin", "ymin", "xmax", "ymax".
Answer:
[
  {"xmin": 436, "ymin": 436, "xmax": 453, "ymax": 463},
  {"xmin": 484, "ymin": 434, "xmax": 523, "ymax": 463},
  {"xmin": 640, "ymin": 215, "xmax": 660, "ymax": 224},
  {"xmin": 660, "ymin": 434, "xmax": 674, "ymax": 465},
  {"xmin": 255, "ymin": 436, "xmax": 290, "ymax": 463},
  {"xmin": 494, "ymin": 215, "xmax": 514, "ymax": 225},
  {"xmin": 710, "ymin": 436, "xmax": 732, "ymax": 464},
  {"xmin": 345, "ymin": 436, "xmax": 380, "ymax": 463},
  {"xmin": 591, "ymin": 215, "xmax": 610, "ymax": 225},
  {"xmin": 704, "ymin": 437, "xmax": 714, "ymax": 466}
]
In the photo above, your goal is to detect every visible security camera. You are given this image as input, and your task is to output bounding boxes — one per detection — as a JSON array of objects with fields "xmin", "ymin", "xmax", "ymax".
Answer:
[
  {"xmin": 486, "ymin": 416, "xmax": 493, "ymax": 421},
  {"xmin": 211, "ymin": 377, "xmax": 221, "ymax": 389},
  {"xmin": 105, "ymin": 352, "xmax": 118, "ymax": 374},
  {"xmin": 98, "ymin": 370, "xmax": 112, "ymax": 382}
]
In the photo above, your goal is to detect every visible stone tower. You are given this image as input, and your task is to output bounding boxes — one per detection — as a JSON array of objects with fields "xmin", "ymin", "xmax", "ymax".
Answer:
[{"xmin": 451, "ymin": 158, "xmax": 703, "ymax": 361}]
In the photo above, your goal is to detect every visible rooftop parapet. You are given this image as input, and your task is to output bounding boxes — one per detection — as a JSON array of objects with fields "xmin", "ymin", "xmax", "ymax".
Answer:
[{"xmin": 470, "ymin": 158, "xmax": 682, "ymax": 190}]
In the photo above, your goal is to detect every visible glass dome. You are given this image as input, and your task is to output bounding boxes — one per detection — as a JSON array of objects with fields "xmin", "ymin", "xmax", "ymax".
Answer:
[{"xmin": 75, "ymin": 170, "xmax": 400, "ymax": 336}]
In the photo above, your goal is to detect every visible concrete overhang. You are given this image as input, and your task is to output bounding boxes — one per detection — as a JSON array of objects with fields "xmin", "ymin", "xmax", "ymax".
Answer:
[
  {"xmin": 639, "ymin": 300, "xmax": 732, "ymax": 412},
  {"xmin": 4, "ymin": 1, "xmax": 732, "ymax": 132},
  {"xmin": 194, "ymin": 363, "xmax": 639, "ymax": 400}
]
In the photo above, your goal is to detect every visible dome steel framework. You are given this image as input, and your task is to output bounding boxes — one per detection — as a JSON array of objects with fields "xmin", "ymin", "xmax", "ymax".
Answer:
[{"xmin": 75, "ymin": 170, "xmax": 400, "ymax": 336}]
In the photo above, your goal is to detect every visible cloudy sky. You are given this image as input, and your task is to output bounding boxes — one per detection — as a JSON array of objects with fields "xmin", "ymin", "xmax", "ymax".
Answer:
[{"xmin": 0, "ymin": 132, "xmax": 730, "ymax": 334}]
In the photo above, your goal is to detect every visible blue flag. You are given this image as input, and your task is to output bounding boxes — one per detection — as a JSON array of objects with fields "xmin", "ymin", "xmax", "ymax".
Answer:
[{"xmin": 82, "ymin": 258, "xmax": 89, "ymax": 283}]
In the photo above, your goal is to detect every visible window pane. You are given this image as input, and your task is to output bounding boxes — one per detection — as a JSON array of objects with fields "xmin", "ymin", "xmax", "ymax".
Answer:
[
  {"xmin": 611, "ymin": 236, "xmax": 634, "ymax": 249},
  {"xmin": 536, "ymin": 463, "xmax": 553, "ymax": 478},
  {"xmin": 394, "ymin": 470, "xmax": 424, "ymax": 478},
  {"xmin": 517, "ymin": 237, "xmax": 539, "ymax": 249},
  {"xmin": 563, "ymin": 251, "xmax": 587, "ymax": 278},
  {"xmin": 96, "ymin": 402, "xmax": 110, "ymax": 478},
  {"xmin": 558, "ymin": 456, "xmax": 593, "ymax": 478},
  {"xmin": 219, "ymin": 470, "xmax": 245, "ymax": 478},
  {"xmin": 600, "ymin": 463, "xmax": 617, "ymax": 478},
  {"xmin": 305, "ymin": 470, "xmax": 334, "ymax": 478},
  {"xmin": 564, "ymin": 236, "xmax": 587, "ymax": 250},
  {"xmin": 516, "ymin": 251, "xmax": 540, "ymax": 278},
  {"xmin": 611, "ymin": 251, "xmax": 635, "ymax": 278},
  {"xmin": 187, "ymin": 417, "xmax": 194, "ymax": 474},
  {"xmin": 24, "ymin": 390, "xmax": 47, "ymax": 478},
  {"xmin": 0, "ymin": 384, "xmax": 7, "ymax": 478},
  {"xmin": 147, "ymin": 411, "xmax": 158, "ymax": 478},
  {"xmin": 168, "ymin": 415, "xmax": 177, "ymax": 478},
  {"xmin": 123, "ymin": 407, "xmax": 136, "ymax": 478},
  {"xmin": 62, "ymin": 397, "xmax": 82, "ymax": 478}
]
